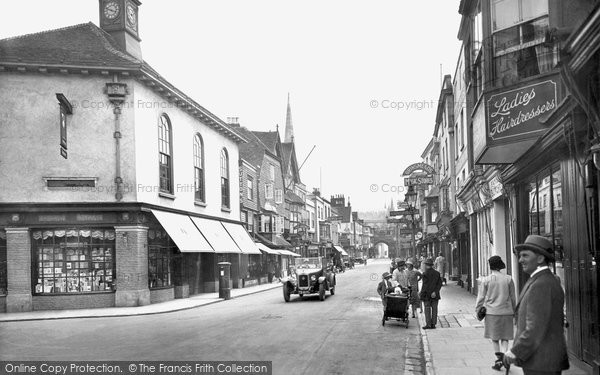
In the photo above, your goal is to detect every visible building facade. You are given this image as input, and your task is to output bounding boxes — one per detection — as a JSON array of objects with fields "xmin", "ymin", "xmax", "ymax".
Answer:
[{"xmin": 0, "ymin": 0, "xmax": 265, "ymax": 312}]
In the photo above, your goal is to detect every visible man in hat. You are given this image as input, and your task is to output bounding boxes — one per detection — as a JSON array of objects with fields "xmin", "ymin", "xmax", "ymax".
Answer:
[
  {"xmin": 420, "ymin": 258, "xmax": 442, "ymax": 329},
  {"xmin": 503, "ymin": 235, "xmax": 569, "ymax": 374},
  {"xmin": 377, "ymin": 272, "xmax": 395, "ymax": 320}
]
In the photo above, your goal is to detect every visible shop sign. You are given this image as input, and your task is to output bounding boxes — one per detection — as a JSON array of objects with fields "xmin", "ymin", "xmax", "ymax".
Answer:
[
  {"xmin": 487, "ymin": 80, "xmax": 557, "ymax": 142},
  {"xmin": 476, "ymin": 78, "xmax": 559, "ymax": 164},
  {"xmin": 404, "ymin": 176, "xmax": 434, "ymax": 185},
  {"xmin": 402, "ymin": 163, "xmax": 435, "ymax": 176},
  {"xmin": 489, "ymin": 176, "xmax": 504, "ymax": 200},
  {"xmin": 39, "ymin": 214, "xmax": 67, "ymax": 222}
]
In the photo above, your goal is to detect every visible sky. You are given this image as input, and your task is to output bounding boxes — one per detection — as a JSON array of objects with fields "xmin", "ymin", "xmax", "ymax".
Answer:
[{"xmin": 1, "ymin": 1, "xmax": 463, "ymax": 212}]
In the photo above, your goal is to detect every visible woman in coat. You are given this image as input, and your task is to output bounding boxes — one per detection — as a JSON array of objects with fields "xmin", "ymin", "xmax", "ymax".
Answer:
[
  {"xmin": 404, "ymin": 259, "xmax": 422, "ymax": 318},
  {"xmin": 475, "ymin": 255, "xmax": 516, "ymax": 371}
]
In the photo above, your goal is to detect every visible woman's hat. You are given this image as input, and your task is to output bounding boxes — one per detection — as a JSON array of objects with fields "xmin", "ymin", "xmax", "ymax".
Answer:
[
  {"xmin": 405, "ymin": 259, "xmax": 414, "ymax": 265},
  {"xmin": 515, "ymin": 235, "xmax": 555, "ymax": 262},
  {"xmin": 424, "ymin": 258, "xmax": 434, "ymax": 265},
  {"xmin": 382, "ymin": 272, "xmax": 392, "ymax": 279},
  {"xmin": 488, "ymin": 255, "xmax": 506, "ymax": 270},
  {"xmin": 397, "ymin": 260, "xmax": 406, "ymax": 267}
]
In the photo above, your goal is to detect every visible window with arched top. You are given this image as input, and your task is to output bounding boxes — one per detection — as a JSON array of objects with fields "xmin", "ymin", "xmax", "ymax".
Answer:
[
  {"xmin": 220, "ymin": 148, "xmax": 230, "ymax": 208},
  {"xmin": 193, "ymin": 134, "xmax": 205, "ymax": 202},
  {"xmin": 158, "ymin": 114, "xmax": 173, "ymax": 194}
]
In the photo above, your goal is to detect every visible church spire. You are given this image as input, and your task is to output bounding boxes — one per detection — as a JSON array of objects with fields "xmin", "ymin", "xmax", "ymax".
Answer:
[{"xmin": 284, "ymin": 93, "xmax": 294, "ymax": 143}]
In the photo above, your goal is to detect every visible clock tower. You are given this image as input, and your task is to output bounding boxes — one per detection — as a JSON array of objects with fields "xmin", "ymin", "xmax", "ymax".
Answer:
[{"xmin": 99, "ymin": 0, "xmax": 142, "ymax": 60}]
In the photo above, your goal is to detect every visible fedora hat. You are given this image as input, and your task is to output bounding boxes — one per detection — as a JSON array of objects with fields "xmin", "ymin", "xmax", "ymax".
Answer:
[
  {"xmin": 424, "ymin": 258, "xmax": 434, "ymax": 265},
  {"xmin": 515, "ymin": 235, "xmax": 555, "ymax": 262},
  {"xmin": 382, "ymin": 272, "xmax": 392, "ymax": 279},
  {"xmin": 405, "ymin": 259, "xmax": 414, "ymax": 265}
]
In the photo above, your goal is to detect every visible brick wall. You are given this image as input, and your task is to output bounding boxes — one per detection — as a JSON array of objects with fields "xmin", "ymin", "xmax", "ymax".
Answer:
[
  {"xmin": 6, "ymin": 228, "xmax": 32, "ymax": 312},
  {"xmin": 115, "ymin": 226, "xmax": 150, "ymax": 307},
  {"xmin": 33, "ymin": 293, "xmax": 115, "ymax": 310},
  {"xmin": 150, "ymin": 287, "xmax": 174, "ymax": 304}
]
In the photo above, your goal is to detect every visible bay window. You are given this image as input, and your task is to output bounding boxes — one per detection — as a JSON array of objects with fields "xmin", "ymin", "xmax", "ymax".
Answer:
[{"xmin": 492, "ymin": 0, "xmax": 557, "ymax": 86}]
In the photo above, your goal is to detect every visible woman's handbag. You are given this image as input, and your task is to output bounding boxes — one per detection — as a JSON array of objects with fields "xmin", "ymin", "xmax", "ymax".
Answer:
[{"xmin": 476, "ymin": 306, "xmax": 486, "ymax": 321}]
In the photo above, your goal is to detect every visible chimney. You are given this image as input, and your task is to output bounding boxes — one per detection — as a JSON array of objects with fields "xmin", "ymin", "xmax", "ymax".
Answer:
[{"xmin": 227, "ymin": 117, "xmax": 240, "ymax": 127}]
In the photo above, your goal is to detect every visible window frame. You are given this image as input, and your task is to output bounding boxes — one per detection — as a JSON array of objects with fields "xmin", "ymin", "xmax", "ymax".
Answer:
[
  {"xmin": 158, "ymin": 114, "xmax": 174, "ymax": 194},
  {"xmin": 148, "ymin": 230, "xmax": 176, "ymax": 289},
  {"xmin": 193, "ymin": 133, "xmax": 205, "ymax": 203},
  {"xmin": 265, "ymin": 184, "xmax": 274, "ymax": 199},
  {"xmin": 220, "ymin": 148, "xmax": 230, "ymax": 209},
  {"xmin": 247, "ymin": 176, "xmax": 254, "ymax": 201},
  {"xmin": 32, "ymin": 229, "xmax": 116, "ymax": 295}
]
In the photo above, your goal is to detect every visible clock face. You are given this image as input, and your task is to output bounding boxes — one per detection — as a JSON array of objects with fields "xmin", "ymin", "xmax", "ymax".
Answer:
[
  {"xmin": 104, "ymin": 1, "xmax": 120, "ymax": 20},
  {"xmin": 126, "ymin": 4, "xmax": 137, "ymax": 27}
]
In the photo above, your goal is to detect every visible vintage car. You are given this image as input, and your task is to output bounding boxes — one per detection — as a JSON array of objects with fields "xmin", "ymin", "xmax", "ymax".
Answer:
[{"xmin": 283, "ymin": 257, "xmax": 336, "ymax": 302}]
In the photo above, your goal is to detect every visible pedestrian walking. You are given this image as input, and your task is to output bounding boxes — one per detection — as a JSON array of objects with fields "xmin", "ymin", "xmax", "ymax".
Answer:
[
  {"xmin": 475, "ymin": 255, "xmax": 516, "ymax": 371},
  {"xmin": 434, "ymin": 252, "xmax": 448, "ymax": 285},
  {"xmin": 404, "ymin": 258, "xmax": 422, "ymax": 318},
  {"xmin": 503, "ymin": 235, "xmax": 570, "ymax": 374},
  {"xmin": 392, "ymin": 259, "xmax": 408, "ymax": 290},
  {"xmin": 377, "ymin": 272, "xmax": 395, "ymax": 321},
  {"xmin": 420, "ymin": 258, "xmax": 442, "ymax": 329}
]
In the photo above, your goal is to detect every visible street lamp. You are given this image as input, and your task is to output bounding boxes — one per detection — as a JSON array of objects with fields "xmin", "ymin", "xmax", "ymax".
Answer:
[{"xmin": 404, "ymin": 186, "xmax": 418, "ymax": 259}]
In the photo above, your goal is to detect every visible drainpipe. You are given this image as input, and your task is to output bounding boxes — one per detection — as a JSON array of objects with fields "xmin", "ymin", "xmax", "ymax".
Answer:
[{"xmin": 105, "ymin": 77, "xmax": 129, "ymax": 201}]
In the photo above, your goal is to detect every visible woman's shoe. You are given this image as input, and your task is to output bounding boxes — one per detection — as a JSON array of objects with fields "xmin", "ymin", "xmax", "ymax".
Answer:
[{"xmin": 492, "ymin": 352, "xmax": 504, "ymax": 371}]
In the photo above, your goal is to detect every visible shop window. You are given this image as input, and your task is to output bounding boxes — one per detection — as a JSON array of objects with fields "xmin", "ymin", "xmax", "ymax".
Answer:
[
  {"xmin": 32, "ymin": 229, "xmax": 116, "ymax": 294},
  {"xmin": 158, "ymin": 114, "xmax": 173, "ymax": 194},
  {"xmin": 0, "ymin": 231, "xmax": 6, "ymax": 295},
  {"xmin": 526, "ymin": 166, "xmax": 563, "ymax": 263},
  {"xmin": 148, "ymin": 229, "xmax": 175, "ymax": 289},
  {"xmin": 193, "ymin": 134, "xmax": 205, "ymax": 202}
]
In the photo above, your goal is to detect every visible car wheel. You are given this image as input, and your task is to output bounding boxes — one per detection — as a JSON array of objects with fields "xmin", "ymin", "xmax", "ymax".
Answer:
[
  {"xmin": 283, "ymin": 285, "xmax": 290, "ymax": 302},
  {"xmin": 319, "ymin": 283, "xmax": 325, "ymax": 301}
]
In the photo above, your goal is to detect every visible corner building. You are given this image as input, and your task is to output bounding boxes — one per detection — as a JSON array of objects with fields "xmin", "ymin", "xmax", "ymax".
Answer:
[{"xmin": 0, "ymin": 0, "xmax": 260, "ymax": 312}]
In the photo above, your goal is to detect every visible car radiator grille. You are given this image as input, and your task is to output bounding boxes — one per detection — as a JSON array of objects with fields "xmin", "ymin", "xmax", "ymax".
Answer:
[{"xmin": 299, "ymin": 275, "xmax": 309, "ymax": 287}]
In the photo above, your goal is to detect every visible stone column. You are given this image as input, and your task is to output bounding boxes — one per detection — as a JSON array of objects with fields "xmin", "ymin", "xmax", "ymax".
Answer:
[
  {"xmin": 115, "ymin": 226, "xmax": 150, "ymax": 307},
  {"xmin": 6, "ymin": 228, "xmax": 32, "ymax": 312}
]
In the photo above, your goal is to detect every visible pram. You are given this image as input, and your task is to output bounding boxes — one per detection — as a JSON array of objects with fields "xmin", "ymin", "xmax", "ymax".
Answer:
[{"xmin": 382, "ymin": 287, "xmax": 410, "ymax": 327}]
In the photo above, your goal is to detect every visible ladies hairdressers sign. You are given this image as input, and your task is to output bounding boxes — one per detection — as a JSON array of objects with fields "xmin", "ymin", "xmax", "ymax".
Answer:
[{"xmin": 487, "ymin": 80, "xmax": 557, "ymax": 142}]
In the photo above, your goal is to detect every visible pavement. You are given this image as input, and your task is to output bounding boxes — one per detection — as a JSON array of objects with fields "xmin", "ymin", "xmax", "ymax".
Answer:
[
  {"xmin": 418, "ymin": 282, "xmax": 593, "ymax": 375},
  {"xmin": 0, "ymin": 281, "xmax": 283, "ymax": 322}
]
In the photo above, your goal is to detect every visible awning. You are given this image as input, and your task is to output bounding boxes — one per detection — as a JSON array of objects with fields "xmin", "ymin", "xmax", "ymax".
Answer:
[
  {"xmin": 190, "ymin": 217, "xmax": 241, "ymax": 253},
  {"xmin": 334, "ymin": 245, "xmax": 349, "ymax": 256},
  {"xmin": 150, "ymin": 210, "xmax": 214, "ymax": 252},
  {"xmin": 255, "ymin": 242, "xmax": 279, "ymax": 255},
  {"xmin": 272, "ymin": 235, "xmax": 292, "ymax": 249},
  {"xmin": 277, "ymin": 249, "xmax": 301, "ymax": 257},
  {"xmin": 222, "ymin": 222, "xmax": 262, "ymax": 255}
]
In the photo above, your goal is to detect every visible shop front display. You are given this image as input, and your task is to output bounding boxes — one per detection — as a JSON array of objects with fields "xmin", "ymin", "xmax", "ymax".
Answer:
[{"xmin": 32, "ymin": 229, "xmax": 115, "ymax": 295}]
